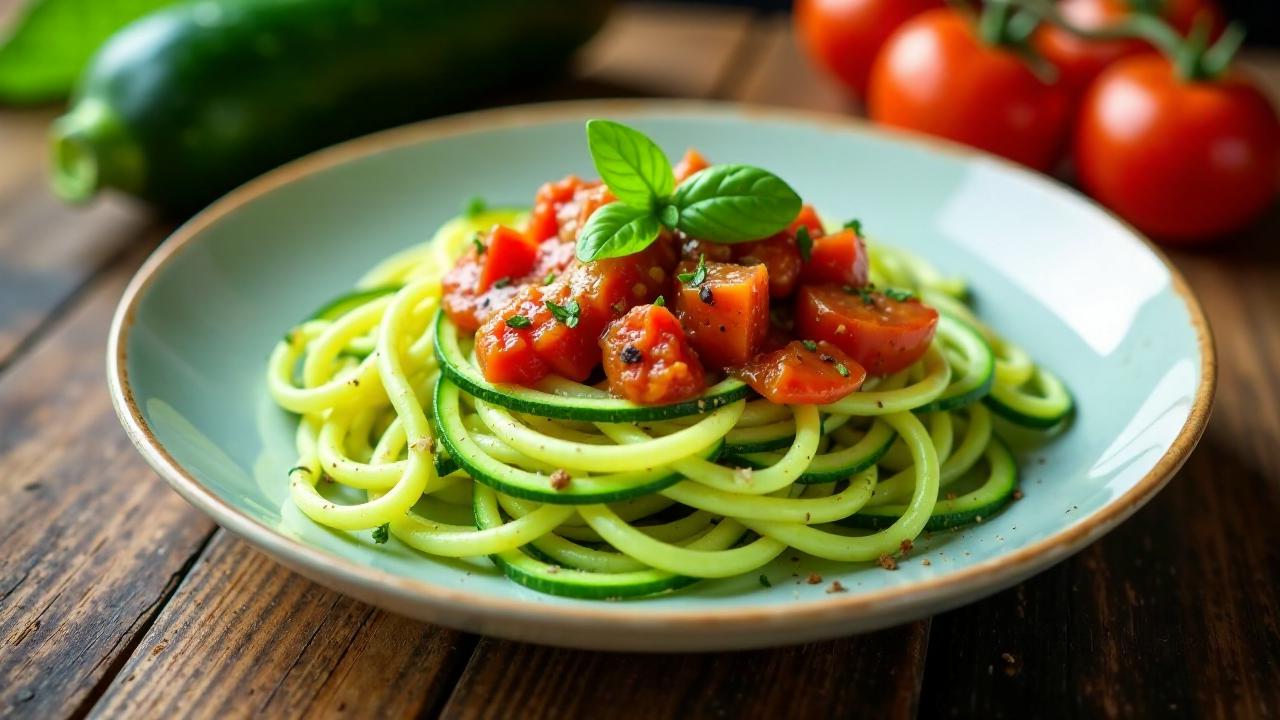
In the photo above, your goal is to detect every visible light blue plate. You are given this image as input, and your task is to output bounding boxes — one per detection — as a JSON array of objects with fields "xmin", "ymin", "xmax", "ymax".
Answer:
[{"xmin": 108, "ymin": 100, "xmax": 1214, "ymax": 651}]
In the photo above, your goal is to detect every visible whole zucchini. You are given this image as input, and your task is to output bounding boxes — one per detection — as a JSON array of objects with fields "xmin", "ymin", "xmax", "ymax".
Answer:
[{"xmin": 49, "ymin": 0, "xmax": 611, "ymax": 212}]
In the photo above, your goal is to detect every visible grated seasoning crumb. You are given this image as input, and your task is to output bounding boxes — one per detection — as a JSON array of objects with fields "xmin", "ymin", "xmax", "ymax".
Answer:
[
  {"xmin": 826, "ymin": 580, "xmax": 847, "ymax": 594},
  {"xmin": 806, "ymin": 573, "xmax": 823, "ymax": 585},
  {"xmin": 878, "ymin": 554, "xmax": 898, "ymax": 571},
  {"xmin": 549, "ymin": 468, "xmax": 571, "ymax": 491}
]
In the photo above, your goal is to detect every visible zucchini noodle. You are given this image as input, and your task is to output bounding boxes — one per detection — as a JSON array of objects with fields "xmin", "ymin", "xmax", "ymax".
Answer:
[{"xmin": 267, "ymin": 210, "xmax": 1072, "ymax": 599}]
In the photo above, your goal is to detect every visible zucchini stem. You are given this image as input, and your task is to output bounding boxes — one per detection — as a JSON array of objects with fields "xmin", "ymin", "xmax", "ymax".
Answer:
[{"xmin": 49, "ymin": 99, "xmax": 144, "ymax": 202}]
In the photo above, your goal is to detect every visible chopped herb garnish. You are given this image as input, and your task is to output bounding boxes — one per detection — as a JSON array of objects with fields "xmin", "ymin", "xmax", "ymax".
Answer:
[
  {"xmin": 677, "ymin": 254, "xmax": 708, "ymax": 286},
  {"xmin": 884, "ymin": 287, "xmax": 915, "ymax": 302},
  {"xmin": 699, "ymin": 285, "xmax": 714, "ymax": 305},
  {"xmin": 543, "ymin": 272, "xmax": 557, "ymax": 285},
  {"xmin": 372, "ymin": 523, "xmax": 390, "ymax": 544},
  {"xmin": 853, "ymin": 285, "xmax": 876, "ymax": 305},
  {"xmin": 801, "ymin": 339, "xmax": 818, "ymax": 352},
  {"xmin": 758, "ymin": 574, "xmax": 772, "ymax": 588},
  {"xmin": 843, "ymin": 218, "xmax": 863, "ymax": 235},
  {"xmin": 621, "ymin": 345, "xmax": 643, "ymax": 364},
  {"xmin": 546, "ymin": 299, "xmax": 581, "ymax": 328},
  {"xmin": 493, "ymin": 276, "xmax": 511, "ymax": 289},
  {"xmin": 506, "ymin": 315, "xmax": 532, "ymax": 329},
  {"xmin": 463, "ymin": 196, "xmax": 488, "ymax": 218},
  {"xmin": 653, "ymin": 295, "xmax": 666, "ymax": 307},
  {"xmin": 835, "ymin": 363, "xmax": 851, "ymax": 377},
  {"xmin": 471, "ymin": 232, "xmax": 486, "ymax": 255},
  {"xmin": 796, "ymin": 225, "xmax": 813, "ymax": 262}
]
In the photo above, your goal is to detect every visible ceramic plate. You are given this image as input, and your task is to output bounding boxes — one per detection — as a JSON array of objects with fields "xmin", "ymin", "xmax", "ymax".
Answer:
[{"xmin": 108, "ymin": 100, "xmax": 1214, "ymax": 651}]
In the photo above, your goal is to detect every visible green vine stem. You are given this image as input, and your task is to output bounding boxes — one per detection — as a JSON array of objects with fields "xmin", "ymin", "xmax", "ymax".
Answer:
[{"xmin": 1013, "ymin": 0, "xmax": 1246, "ymax": 81}]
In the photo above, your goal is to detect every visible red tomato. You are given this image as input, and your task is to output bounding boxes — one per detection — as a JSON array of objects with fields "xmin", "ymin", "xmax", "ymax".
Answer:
[
  {"xmin": 526, "ymin": 175, "xmax": 588, "ymax": 243},
  {"xmin": 1074, "ymin": 55, "xmax": 1280, "ymax": 243},
  {"xmin": 1162, "ymin": 0, "xmax": 1225, "ymax": 37},
  {"xmin": 476, "ymin": 225, "xmax": 538, "ymax": 293},
  {"xmin": 795, "ymin": 0, "xmax": 942, "ymax": 98},
  {"xmin": 795, "ymin": 285, "xmax": 939, "ymax": 375},
  {"xmin": 868, "ymin": 8, "xmax": 1071, "ymax": 171},
  {"xmin": 737, "ymin": 340, "xmax": 866, "ymax": 405},
  {"xmin": 1033, "ymin": 0, "xmax": 1153, "ymax": 96},
  {"xmin": 799, "ymin": 227, "xmax": 869, "ymax": 288},
  {"xmin": 476, "ymin": 289, "xmax": 551, "ymax": 385},
  {"xmin": 673, "ymin": 261, "xmax": 770, "ymax": 369},
  {"xmin": 601, "ymin": 305, "xmax": 707, "ymax": 405},
  {"xmin": 673, "ymin": 149, "xmax": 711, "ymax": 183},
  {"xmin": 732, "ymin": 234, "xmax": 802, "ymax": 299}
]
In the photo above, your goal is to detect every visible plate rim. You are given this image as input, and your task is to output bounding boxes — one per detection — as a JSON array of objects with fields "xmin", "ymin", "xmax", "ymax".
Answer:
[{"xmin": 105, "ymin": 98, "xmax": 1217, "ymax": 636}]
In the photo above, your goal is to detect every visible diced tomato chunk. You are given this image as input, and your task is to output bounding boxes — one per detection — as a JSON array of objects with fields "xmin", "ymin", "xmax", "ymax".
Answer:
[
  {"xmin": 601, "ymin": 305, "xmax": 706, "ymax": 404},
  {"xmin": 673, "ymin": 149, "xmax": 711, "ymax": 183},
  {"xmin": 673, "ymin": 261, "xmax": 770, "ymax": 368},
  {"xmin": 527, "ymin": 175, "xmax": 591, "ymax": 243},
  {"xmin": 475, "ymin": 290, "xmax": 550, "ymax": 385},
  {"xmin": 737, "ymin": 340, "xmax": 866, "ymax": 405},
  {"xmin": 800, "ymin": 228, "xmax": 870, "ymax": 287},
  {"xmin": 558, "ymin": 183, "xmax": 616, "ymax": 243},
  {"xmin": 733, "ymin": 234, "xmax": 803, "ymax": 298},
  {"xmin": 532, "ymin": 281, "xmax": 607, "ymax": 382},
  {"xmin": 474, "ymin": 238, "xmax": 679, "ymax": 386},
  {"xmin": 795, "ymin": 285, "xmax": 939, "ymax": 375},
  {"xmin": 442, "ymin": 242, "xmax": 518, "ymax": 333},
  {"xmin": 679, "ymin": 236, "xmax": 733, "ymax": 264},
  {"xmin": 477, "ymin": 225, "xmax": 539, "ymax": 293},
  {"xmin": 789, "ymin": 204, "xmax": 825, "ymax": 237}
]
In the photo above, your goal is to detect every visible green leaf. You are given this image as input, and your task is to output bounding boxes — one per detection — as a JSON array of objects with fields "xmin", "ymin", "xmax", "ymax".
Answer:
[
  {"xmin": 0, "ymin": 0, "xmax": 181, "ymax": 104},
  {"xmin": 585, "ymin": 119, "xmax": 674, "ymax": 210},
  {"xmin": 576, "ymin": 202, "xmax": 661, "ymax": 262},
  {"xmin": 884, "ymin": 287, "xmax": 915, "ymax": 302},
  {"xmin": 505, "ymin": 315, "xmax": 532, "ymax": 329},
  {"xmin": 672, "ymin": 164, "xmax": 802, "ymax": 244},
  {"xmin": 677, "ymin": 253, "xmax": 707, "ymax": 287},
  {"xmin": 546, "ymin": 299, "xmax": 581, "ymax": 329},
  {"xmin": 843, "ymin": 218, "xmax": 863, "ymax": 235},
  {"xmin": 372, "ymin": 523, "xmax": 390, "ymax": 544},
  {"xmin": 796, "ymin": 226, "xmax": 813, "ymax": 262},
  {"xmin": 653, "ymin": 295, "xmax": 665, "ymax": 307}
]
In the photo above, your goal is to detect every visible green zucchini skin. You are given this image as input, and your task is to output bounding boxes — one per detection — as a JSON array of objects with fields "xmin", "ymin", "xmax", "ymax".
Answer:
[{"xmin": 51, "ymin": 0, "xmax": 611, "ymax": 211}]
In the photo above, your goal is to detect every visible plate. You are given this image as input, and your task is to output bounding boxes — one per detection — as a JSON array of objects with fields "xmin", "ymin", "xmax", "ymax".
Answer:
[{"xmin": 108, "ymin": 100, "xmax": 1214, "ymax": 651}]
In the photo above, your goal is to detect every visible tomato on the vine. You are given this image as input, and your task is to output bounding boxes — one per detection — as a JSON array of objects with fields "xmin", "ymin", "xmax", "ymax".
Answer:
[
  {"xmin": 868, "ymin": 7, "xmax": 1070, "ymax": 171},
  {"xmin": 1034, "ymin": 0, "xmax": 1154, "ymax": 94},
  {"xmin": 1034, "ymin": 0, "xmax": 1226, "ymax": 96},
  {"xmin": 1074, "ymin": 54, "xmax": 1279, "ymax": 243},
  {"xmin": 794, "ymin": 0, "xmax": 942, "ymax": 98}
]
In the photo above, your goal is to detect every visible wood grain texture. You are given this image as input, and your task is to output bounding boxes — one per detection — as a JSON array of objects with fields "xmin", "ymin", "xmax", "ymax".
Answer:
[
  {"xmin": 441, "ymin": 623, "xmax": 929, "ymax": 720},
  {"xmin": 0, "ymin": 243, "xmax": 217, "ymax": 719},
  {"xmin": 0, "ymin": 108, "xmax": 154, "ymax": 368},
  {"xmin": 574, "ymin": 2, "xmax": 755, "ymax": 98},
  {"xmin": 89, "ymin": 536, "xmax": 474, "ymax": 720}
]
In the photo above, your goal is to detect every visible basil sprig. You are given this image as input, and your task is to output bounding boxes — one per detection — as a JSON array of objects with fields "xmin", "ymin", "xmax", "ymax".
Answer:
[{"xmin": 577, "ymin": 120, "xmax": 802, "ymax": 262}]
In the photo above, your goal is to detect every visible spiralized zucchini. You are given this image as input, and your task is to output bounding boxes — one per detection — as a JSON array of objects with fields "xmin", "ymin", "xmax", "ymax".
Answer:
[{"xmin": 267, "ymin": 211, "xmax": 1072, "ymax": 598}]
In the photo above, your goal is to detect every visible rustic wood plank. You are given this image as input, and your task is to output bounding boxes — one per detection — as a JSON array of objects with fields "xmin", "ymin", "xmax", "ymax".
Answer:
[
  {"xmin": 0, "ymin": 241, "xmax": 219, "ymax": 719},
  {"xmin": 88, "ymin": 537, "xmax": 475, "ymax": 719},
  {"xmin": 440, "ymin": 624, "xmax": 929, "ymax": 720},
  {"xmin": 574, "ymin": 2, "xmax": 756, "ymax": 98},
  {"xmin": 729, "ymin": 13, "xmax": 855, "ymax": 113},
  {"xmin": 0, "ymin": 108, "xmax": 154, "ymax": 368}
]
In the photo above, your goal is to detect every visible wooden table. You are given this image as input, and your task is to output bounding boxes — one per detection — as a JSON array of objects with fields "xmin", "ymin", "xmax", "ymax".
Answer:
[{"xmin": 3, "ymin": 4, "xmax": 1278, "ymax": 717}]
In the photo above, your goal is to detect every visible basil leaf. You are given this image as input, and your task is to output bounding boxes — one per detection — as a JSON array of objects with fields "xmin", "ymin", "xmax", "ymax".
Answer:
[
  {"xmin": 576, "ymin": 202, "xmax": 661, "ymax": 262},
  {"xmin": 796, "ymin": 225, "xmax": 813, "ymax": 262},
  {"xmin": 586, "ymin": 120, "xmax": 674, "ymax": 210},
  {"xmin": 672, "ymin": 164, "xmax": 802, "ymax": 244},
  {"xmin": 0, "ymin": 0, "xmax": 182, "ymax": 103}
]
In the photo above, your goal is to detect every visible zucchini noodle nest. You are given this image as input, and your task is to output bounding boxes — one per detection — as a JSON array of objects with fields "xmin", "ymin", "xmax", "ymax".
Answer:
[{"xmin": 267, "ymin": 209, "xmax": 1073, "ymax": 599}]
